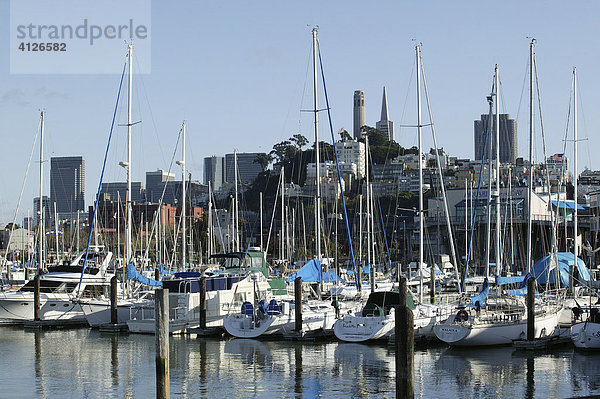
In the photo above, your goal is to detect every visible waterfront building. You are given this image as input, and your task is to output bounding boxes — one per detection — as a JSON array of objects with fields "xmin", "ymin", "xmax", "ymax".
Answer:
[{"xmin": 50, "ymin": 156, "xmax": 85, "ymax": 216}]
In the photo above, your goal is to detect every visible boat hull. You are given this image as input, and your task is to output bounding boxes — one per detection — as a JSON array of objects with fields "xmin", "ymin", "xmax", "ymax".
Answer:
[
  {"xmin": 434, "ymin": 310, "xmax": 559, "ymax": 346},
  {"xmin": 571, "ymin": 322, "xmax": 600, "ymax": 349},
  {"xmin": 0, "ymin": 292, "xmax": 86, "ymax": 324}
]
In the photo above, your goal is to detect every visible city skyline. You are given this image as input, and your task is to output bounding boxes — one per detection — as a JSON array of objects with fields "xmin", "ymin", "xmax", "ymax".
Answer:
[{"xmin": 1, "ymin": 1, "xmax": 599, "ymax": 224}]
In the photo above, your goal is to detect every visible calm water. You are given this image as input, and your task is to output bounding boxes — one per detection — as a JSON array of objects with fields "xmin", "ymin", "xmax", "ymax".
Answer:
[{"xmin": 1, "ymin": 327, "xmax": 600, "ymax": 398}]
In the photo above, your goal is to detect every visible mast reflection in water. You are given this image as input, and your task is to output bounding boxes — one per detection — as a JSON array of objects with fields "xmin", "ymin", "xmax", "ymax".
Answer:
[{"xmin": 1, "ymin": 327, "xmax": 600, "ymax": 398}]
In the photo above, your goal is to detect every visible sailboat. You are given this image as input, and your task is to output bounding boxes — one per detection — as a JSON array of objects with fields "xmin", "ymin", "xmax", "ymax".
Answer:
[
  {"xmin": 434, "ymin": 42, "xmax": 562, "ymax": 347},
  {"xmin": 224, "ymin": 28, "xmax": 347, "ymax": 339},
  {"xmin": 334, "ymin": 45, "xmax": 461, "ymax": 343}
]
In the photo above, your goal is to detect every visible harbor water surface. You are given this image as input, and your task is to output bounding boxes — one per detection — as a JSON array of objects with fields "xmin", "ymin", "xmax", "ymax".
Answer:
[{"xmin": 1, "ymin": 327, "xmax": 600, "ymax": 398}]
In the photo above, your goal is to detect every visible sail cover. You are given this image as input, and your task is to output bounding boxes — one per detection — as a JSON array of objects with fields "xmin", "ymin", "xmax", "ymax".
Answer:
[
  {"xmin": 532, "ymin": 252, "xmax": 592, "ymax": 288},
  {"xmin": 126, "ymin": 263, "xmax": 163, "ymax": 287}
]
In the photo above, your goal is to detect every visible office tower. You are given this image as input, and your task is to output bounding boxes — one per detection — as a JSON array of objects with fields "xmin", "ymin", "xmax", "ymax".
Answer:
[
  {"xmin": 204, "ymin": 156, "xmax": 226, "ymax": 191},
  {"xmin": 33, "ymin": 196, "xmax": 52, "ymax": 227},
  {"xmin": 225, "ymin": 152, "xmax": 263, "ymax": 184},
  {"xmin": 146, "ymin": 169, "xmax": 176, "ymax": 203},
  {"xmin": 375, "ymin": 86, "xmax": 394, "ymax": 141},
  {"xmin": 353, "ymin": 90, "xmax": 366, "ymax": 139},
  {"xmin": 474, "ymin": 113, "xmax": 517, "ymax": 163},
  {"xmin": 50, "ymin": 156, "xmax": 85, "ymax": 214}
]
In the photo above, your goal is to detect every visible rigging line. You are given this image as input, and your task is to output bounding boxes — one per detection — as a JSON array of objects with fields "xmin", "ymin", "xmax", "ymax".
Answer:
[
  {"xmin": 534, "ymin": 57, "xmax": 558, "ymax": 257},
  {"xmin": 77, "ymin": 57, "xmax": 127, "ymax": 295},
  {"xmin": 420, "ymin": 55, "xmax": 461, "ymax": 290},
  {"xmin": 132, "ymin": 54, "xmax": 168, "ymax": 168},
  {"xmin": 367, "ymin": 152, "xmax": 392, "ymax": 270},
  {"xmin": 462, "ymin": 104, "xmax": 492, "ymax": 291},
  {"xmin": 0, "ymin": 117, "xmax": 41, "ymax": 281},
  {"xmin": 317, "ymin": 42, "xmax": 358, "ymax": 285},
  {"xmin": 142, "ymin": 124, "xmax": 183, "ymax": 270},
  {"xmin": 575, "ymin": 78, "xmax": 593, "ymax": 173}
]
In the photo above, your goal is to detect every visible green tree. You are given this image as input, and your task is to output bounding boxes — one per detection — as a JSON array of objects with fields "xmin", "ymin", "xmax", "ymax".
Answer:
[
  {"xmin": 339, "ymin": 129, "xmax": 352, "ymax": 141},
  {"xmin": 254, "ymin": 153, "xmax": 272, "ymax": 171},
  {"xmin": 290, "ymin": 134, "xmax": 308, "ymax": 149}
]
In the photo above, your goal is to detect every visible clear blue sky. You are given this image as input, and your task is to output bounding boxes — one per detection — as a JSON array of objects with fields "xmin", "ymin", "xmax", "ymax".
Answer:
[{"xmin": 1, "ymin": 0, "xmax": 599, "ymax": 224}]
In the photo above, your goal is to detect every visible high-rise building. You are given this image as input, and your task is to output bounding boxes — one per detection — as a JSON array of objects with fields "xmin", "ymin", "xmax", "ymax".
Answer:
[
  {"xmin": 50, "ymin": 156, "xmax": 85, "ymax": 215},
  {"xmin": 146, "ymin": 169, "xmax": 176, "ymax": 203},
  {"xmin": 225, "ymin": 153, "xmax": 263, "ymax": 184},
  {"xmin": 375, "ymin": 86, "xmax": 394, "ymax": 142},
  {"xmin": 474, "ymin": 113, "xmax": 517, "ymax": 163},
  {"xmin": 204, "ymin": 156, "xmax": 226, "ymax": 191},
  {"xmin": 33, "ymin": 196, "xmax": 52, "ymax": 227},
  {"xmin": 353, "ymin": 90, "xmax": 366, "ymax": 139}
]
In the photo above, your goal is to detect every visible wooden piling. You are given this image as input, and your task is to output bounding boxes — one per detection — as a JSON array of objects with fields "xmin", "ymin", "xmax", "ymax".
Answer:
[
  {"xmin": 396, "ymin": 277, "xmax": 414, "ymax": 398},
  {"xmin": 199, "ymin": 277, "xmax": 206, "ymax": 330},
  {"xmin": 370, "ymin": 266, "xmax": 375, "ymax": 293},
  {"xmin": 155, "ymin": 288, "xmax": 170, "ymax": 399},
  {"xmin": 34, "ymin": 274, "xmax": 41, "ymax": 321},
  {"xmin": 110, "ymin": 275, "xmax": 118, "ymax": 325},
  {"xmin": 155, "ymin": 268, "xmax": 160, "ymax": 282},
  {"xmin": 429, "ymin": 263, "xmax": 435, "ymax": 304},
  {"xmin": 294, "ymin": 277, "xmax": 302, "ymax": 333},
  {"xmin": 527, "ymin": 276, "xmax": 535, "ymax": 341}
]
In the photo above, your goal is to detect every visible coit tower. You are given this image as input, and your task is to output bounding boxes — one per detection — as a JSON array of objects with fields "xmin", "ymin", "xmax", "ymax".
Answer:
[{"xmin": 353, "ymin": 90, "xmax": 366, "ymax": 139}]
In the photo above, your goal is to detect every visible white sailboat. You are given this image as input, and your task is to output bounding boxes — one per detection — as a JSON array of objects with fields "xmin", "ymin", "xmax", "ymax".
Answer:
[
  {"xmin": 333, "ymin": 45, "xmax": 459, "ymax": 343},
  {"xmin": 434, "ymin": 42, "xmax": 562, "ymax": 347}
]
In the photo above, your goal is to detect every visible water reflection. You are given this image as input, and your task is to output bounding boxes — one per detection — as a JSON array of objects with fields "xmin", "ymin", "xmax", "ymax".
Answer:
[
  {"xmin": 294, "ymin": 344, "xmax": 302, "ymax": 396},
  {"xmin": 34, "ymin": 330, "xmax": 45, "ymax": 397},
  {"xmin": 2, "ymin": 326, "xmax": 600, "ymax": 398},
  {"xmin": 110, "ymin": 335, "xmax": 119, "ymax": 386}
]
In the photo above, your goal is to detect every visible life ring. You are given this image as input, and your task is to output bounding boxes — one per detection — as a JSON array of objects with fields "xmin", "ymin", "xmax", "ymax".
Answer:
[{"xmin": 454, "ymin": 309, "xmax": 469, "ymax": 323}]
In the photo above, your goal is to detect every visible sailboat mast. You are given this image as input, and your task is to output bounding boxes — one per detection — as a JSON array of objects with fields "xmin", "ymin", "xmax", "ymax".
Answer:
[
  {"xmin": 208, "ymin": 182, "xmax": 213, "ymax": 257},
  {"xmin": 527, "ymin": 40, "xmax": 534, "ymax": 274},
  {"xmin": 181, "ymin": 122, "xmax": 187, "ymax": 268},
  {"xmin": 485, "ymin": 94, "xmax": 493, "ymax": 280},
  {"xmin": 259, "ymin": 191, "xmax": 263, "ymax": 252},
  {"xmin": 39, "ymin": 111, "xmax": 45, "ymax": 272},
  {"xmin": 572, "ymin": 66, "xmax": 578, "ymax": 294},
  {"xmin": 126, "ymin": 43, "xmax": 133, "ymax": 266},
  {"xmin": 416, "ymin": 45, "xmax": 424, "ymax": 303},
  {"xmin": 365, "ymin": 137, "xmax": 371, "ymax": 267},
  {"xmin": 312, "ymin": 28, "xmax": 322, "ymax": 285},
  {"xmin": 234, "ymin": 150, "xmax": 239, "ymax": 252},
  {"xmin": 494, "ymin": 66, "xmax": 501, "ymax": 275}
]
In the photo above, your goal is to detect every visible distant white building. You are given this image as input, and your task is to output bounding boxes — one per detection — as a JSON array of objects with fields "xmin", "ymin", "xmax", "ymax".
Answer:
[
  {"xmin": 334, "ymin": 139, "xmax": 365, "ymax": 179},
  {"xmin": 396, "ymin": 153, "xmax": 426, "ymax": 170}
]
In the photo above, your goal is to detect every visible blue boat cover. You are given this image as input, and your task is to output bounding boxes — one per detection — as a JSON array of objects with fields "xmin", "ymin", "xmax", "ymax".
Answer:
[
  {"xmin": 532, "ymin": 252, "xmax": 592, "ymax": 287},
  {"xmin": 126, "ymin": 263, "xmax": 163, "ymax": 287},
  {"xmin": 470, "ymin": 277, "xmax": 489, "ymax": 307},
  {"xmin": 551, "ymin": 200, "xmax": 584, "ymax": 211},
  {"xmin": 286, "ymin": 259, "xmax": 322, "ymax": 283}
]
